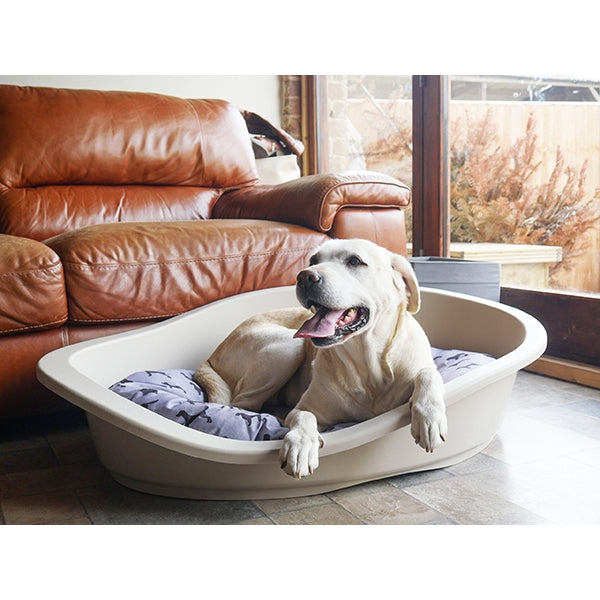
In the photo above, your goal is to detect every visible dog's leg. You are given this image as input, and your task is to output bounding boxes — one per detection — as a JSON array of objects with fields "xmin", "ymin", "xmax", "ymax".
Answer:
[
  {"xmin": 229, "ymin": 336, "xmax": 307, "ymax": 412},
  {"xmin": 194, "ymin": 310, "xmax": 310, "ymax": 412},
  {"xmin": 194, "ymin": 361, "xmax": 232, "ymax": 405},
  {"xmin": 279, "ymin": 408, "xmax": 324, "ymax": 479},
  {"xmin": 409, "ymin": 367, "xmax": 448, "ymax": 452},
  {"xmin": 195, "ymin": 338, "xmax": 306, "ymax": 411}
]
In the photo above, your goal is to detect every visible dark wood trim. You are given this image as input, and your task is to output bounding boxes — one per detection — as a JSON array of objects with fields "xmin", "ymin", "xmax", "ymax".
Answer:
[
  {"xmin": 300, "ymin": 75, "xmax": 325, "ymax": 175},
  {"xmin": 501, "ymin": 287, "xmax": 600, "ymax": 367},
  {"xmin": 411, "ymin": 75, "xmax": 450, "ymax": 257},
  {"xmin": 526, "ymin": 356, "xmax": 600, "ymax": 389}
]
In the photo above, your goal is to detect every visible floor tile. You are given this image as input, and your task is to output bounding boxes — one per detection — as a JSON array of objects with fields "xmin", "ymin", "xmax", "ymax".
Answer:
[
  {"xmin": 525, "ymin": 404, "xmax": 600, "ymax": 442},
  {"xmin": 328, "ymin": 480, "xmax": 444, "ymax": 524},
  {"xmin": 463, "ymin": 456, "xmax": 600, "ymax": 524},
  {"xmin": 556, "ymin": 380, "xmax": 600, "ymax": 401},
  {"xmin": 2, "ymin": 491, "xmax": 88, "ymax": 525},
  {"xmin": 404, "ymin": 474, "xmax": 551, "ymax": 524},
  {"xmin": 421, "ymin": 517, "xmax": 458, "ymax": 524},
  {"xmin": 387, "ymin": 467, "xmax": 454, "ymax": 489},
  {"xmin": 270, "ymin": 502, "xmax": 362, "ymax": 525},
  {"xmin": 0, "ymin": 461, "xmax": 111, "ymax": 500},
  {"xmin": 0, "ymin": 433, "xmax": 48, "ymax": 454},
  {"xmin": 516, "ymin": 371, "xmax": 599, "ymax": 396},
  {"xmin": 444, "ymin": 452, "xmax": 504, "ymax": 476},
  {"xmin": 0, "ymin": 445, "xmax": 58, "ymax": 476},
  {"xmin": 567, "ymin": 443, "xmax": 600, "ymax": 469},
  {"xmin": 253, "ymin": 494, "xmax": 332, "ymax": 515},
  {"xmin": 510, "ymin": 372, "xmax": 600, "ymax": 410},
  {"xmin": 481, "ymin": 412, "xmax": 599, "ymax": 465},
  {"xmin": 42, "ymin": 517, "xmax": 92, "ymax": 525},
  {"xmin": 565, "ymin": 398, "xmax": 600, "ymax": 418},
  {"xmin": 78, "ymin": 480, "xmax": 264, "ymax": 525},
  {"xmin": 233, "ymin": 516, "xmax": 274, "ymax": 525},
  {"xmin": 46, "ymin": 427, "xmax": 98, "ymax": 465},
  {"xmin": 0, "ymin": 409, "xmax": 88, "ymax": 474}
]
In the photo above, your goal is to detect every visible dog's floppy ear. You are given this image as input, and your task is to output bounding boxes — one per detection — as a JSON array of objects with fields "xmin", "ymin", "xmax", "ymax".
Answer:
[{"xmin": 390, "ymin": 253, "xmax": 420, "ymax": 313}]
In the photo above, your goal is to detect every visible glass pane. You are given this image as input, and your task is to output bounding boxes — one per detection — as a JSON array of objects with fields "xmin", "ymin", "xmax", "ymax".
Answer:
[
  {"xmin": 317, "ymin": 75, "xmax": 413, "ymax": 235},
  {"xmin": 318, "ymin": 75, "xmax": 412, "ymax": 174},
  {"xmin": 449, "ymin": 76, "xmax": 600, "ymax": 296}
]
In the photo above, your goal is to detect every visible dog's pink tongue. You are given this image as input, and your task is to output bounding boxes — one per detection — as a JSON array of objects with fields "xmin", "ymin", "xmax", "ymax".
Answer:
[{"xmin": 293, "ymin": 307, "xmax": 346, "ymax": 339}]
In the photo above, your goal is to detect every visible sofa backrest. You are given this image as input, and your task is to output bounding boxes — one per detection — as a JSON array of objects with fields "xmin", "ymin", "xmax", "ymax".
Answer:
[{"xmin": 0, "ymin": 85, "xmax": 258, "ymax": 240}]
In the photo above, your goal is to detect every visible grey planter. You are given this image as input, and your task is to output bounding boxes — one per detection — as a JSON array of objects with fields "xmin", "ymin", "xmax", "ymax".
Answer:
[{"xmin": 409, "ymin": 257, "xmax": 501, "ymax": 302}]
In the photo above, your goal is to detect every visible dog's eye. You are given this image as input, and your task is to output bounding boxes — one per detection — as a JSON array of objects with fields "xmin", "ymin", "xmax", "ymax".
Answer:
[
  {"xmin": 347, "ymin": 255, "xmax": 366, "ymax": 267},
  {"xmin": 309, "ymin": 254, "xmax": 320, "ymax": 266}
]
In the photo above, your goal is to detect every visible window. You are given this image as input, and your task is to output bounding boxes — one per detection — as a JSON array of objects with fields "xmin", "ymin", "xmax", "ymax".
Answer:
[
  {"xmin": 447, "ymin": 75, "xmax": 600, "ymax": 381},
  {"xmin": 300, "ymin": 75, "xmax": 599, "ymax": 383},
  {"xmin": 449, "ymin": 75, "xmax": 600, "ymax": 297},
  {"xmin": 313, "ymin": 75, "xmax": 412, "ymax": 179}
]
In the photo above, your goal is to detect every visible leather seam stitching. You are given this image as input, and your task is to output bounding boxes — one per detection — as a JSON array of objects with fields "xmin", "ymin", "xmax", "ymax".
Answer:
[
  {"xmin": 0, "ymin": 315, "xmax": 68, "ymax": 334},
  {"xmin": 0, "ymin": 264, "xmax": 63, "ymax": 278},
  {"xmin": 59, "ymin": 246, "xmax": 321, "ymax": 271}
]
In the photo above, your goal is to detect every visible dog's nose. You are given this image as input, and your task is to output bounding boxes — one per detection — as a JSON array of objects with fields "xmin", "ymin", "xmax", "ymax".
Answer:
[{"xmin": 297, "ymin": 269, "xmax": 322, "ymax": 289}]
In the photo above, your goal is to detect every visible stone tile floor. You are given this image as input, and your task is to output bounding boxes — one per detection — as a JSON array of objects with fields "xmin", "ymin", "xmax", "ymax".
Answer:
[{"xmin": 1, "ymin": 371, "xmax": 600, "ymax": 525}]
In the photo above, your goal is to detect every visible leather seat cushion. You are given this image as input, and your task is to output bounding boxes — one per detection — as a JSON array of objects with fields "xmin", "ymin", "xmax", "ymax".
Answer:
[
  {"xmin": 46, "ymin": 220, "xmax": 328, "ymax": 324},
  {"xmin": 0, "ymin": 234, "xmax": 68, "ymax": 334}
]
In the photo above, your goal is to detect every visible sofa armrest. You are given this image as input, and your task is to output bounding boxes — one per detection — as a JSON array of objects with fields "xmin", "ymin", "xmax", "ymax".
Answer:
[{"xmin": 212, "ymin": 171, "xmax": 411, "ymax": 232}]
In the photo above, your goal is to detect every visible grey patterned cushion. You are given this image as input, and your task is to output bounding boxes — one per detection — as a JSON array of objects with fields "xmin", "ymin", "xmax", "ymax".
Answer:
[{"xmin": 109, "ymin": 348, "xmax": 494, "ymax": 441}]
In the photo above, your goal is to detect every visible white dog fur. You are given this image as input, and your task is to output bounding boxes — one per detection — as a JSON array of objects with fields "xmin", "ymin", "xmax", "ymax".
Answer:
[{"xmin": 194, "ymin": 238, "xmax": 447, "ymax": 479}]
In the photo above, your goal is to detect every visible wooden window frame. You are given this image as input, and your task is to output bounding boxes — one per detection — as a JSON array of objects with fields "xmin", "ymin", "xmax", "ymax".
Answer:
[
  {"xmin": 299, "ymin": 75, "xmax": 326, "ymax": 176},
  {"xmin": 411, "ymin": 75, "xmax": 450, "ymax": 257}
]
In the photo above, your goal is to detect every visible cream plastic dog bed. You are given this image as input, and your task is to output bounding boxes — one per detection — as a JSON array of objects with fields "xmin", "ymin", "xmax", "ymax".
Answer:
[{"xmin": 37, "ymin": 286, "xmax": 547, "ymax": 500}]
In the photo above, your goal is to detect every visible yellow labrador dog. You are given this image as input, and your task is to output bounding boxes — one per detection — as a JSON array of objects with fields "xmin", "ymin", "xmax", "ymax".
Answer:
[{"xmin": 194, "ymin": 238, "xmax": 447, "ymax": 479}]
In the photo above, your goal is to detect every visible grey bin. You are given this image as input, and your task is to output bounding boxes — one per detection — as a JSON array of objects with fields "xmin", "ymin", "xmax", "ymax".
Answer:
[{"xmin": 408, "ymin": 257, "xmax": 501, "ymax": 302}]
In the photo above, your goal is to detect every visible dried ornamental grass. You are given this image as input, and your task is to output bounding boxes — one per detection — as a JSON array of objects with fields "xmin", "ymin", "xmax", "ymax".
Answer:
[
  {"xmin": 449, "ymin": 111, "xmax": 600, "ymax": 286},
  {"xmin": 358, "ymin": 101, "xmax": 599, "ymax": 289}
]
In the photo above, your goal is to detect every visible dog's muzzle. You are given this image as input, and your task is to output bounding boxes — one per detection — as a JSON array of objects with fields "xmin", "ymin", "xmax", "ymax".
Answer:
[{"xmin": 294, "ymin": 268, "xmax": 369, "ymax": 346}]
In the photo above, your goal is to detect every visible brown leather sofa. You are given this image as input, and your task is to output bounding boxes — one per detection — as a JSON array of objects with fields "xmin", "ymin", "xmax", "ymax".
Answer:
[{"xmin": 0, "ymin": 84, "xmax": 410, "ymax": 418}]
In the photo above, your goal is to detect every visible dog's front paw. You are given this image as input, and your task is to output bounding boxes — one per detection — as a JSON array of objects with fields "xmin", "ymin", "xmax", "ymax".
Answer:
[
  {"xmin": 279, "ymin": 429, "xmax": 324, "ymax": 479},
  {"xmin": 410, "ymin": 401, "xmax": 448, "ymax": 453}
]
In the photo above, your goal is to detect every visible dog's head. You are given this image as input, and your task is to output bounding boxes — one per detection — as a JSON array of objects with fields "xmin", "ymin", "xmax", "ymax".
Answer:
[{"xmin": 294, "ymin": 238, "xmax": 420, "ymax": 347}]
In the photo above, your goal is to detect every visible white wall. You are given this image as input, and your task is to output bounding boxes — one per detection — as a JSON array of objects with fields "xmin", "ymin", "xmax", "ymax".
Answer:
[{"xmin": 0, "ymin": 75, "xmax": 281, "ymax": 125}]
